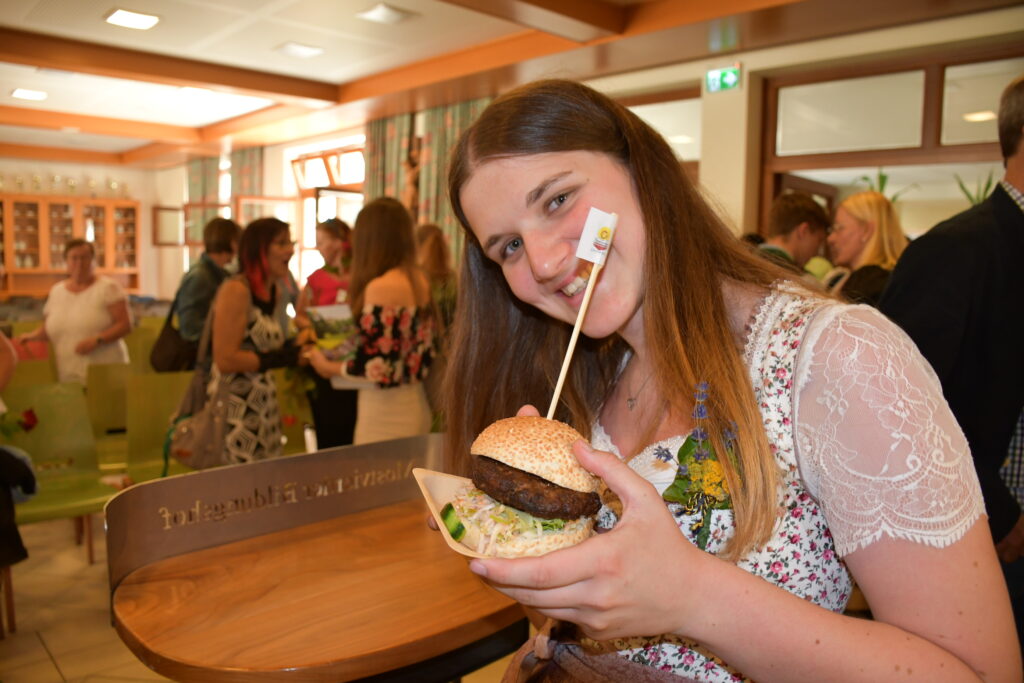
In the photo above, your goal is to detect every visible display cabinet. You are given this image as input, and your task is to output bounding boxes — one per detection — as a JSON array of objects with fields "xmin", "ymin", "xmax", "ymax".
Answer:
[{"xmin": 0, "ymin": 194, "xmax": 140, "ymax": 298}]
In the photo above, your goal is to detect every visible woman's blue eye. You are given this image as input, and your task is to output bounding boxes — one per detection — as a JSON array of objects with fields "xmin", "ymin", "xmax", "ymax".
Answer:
[{"xmin": 501, "ymin": 237, "xmax": 523, "ymax": 259}]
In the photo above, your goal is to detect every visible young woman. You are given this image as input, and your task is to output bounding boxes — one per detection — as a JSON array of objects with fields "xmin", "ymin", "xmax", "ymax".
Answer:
[
  {"xmin": 15, "ymin": 239, "xmax": 130, "ymax": 385},
  {"xmin": 295, "ymin": 218, "xmax": 357, "ymax": 449},
  {"xmin": 827, "ymin": 190, "xmax": 908, "ymax": 307},
  {"xmin": 307, "ymin": 198, "xmax": 436, "ymax": 445},
  {"xmin": 211, "ymin": 217, "xmax": 300, "ymax": 463},
  {"xmin": 443, "ymin": 80, "xmax": 1019, "ymax": 681}
]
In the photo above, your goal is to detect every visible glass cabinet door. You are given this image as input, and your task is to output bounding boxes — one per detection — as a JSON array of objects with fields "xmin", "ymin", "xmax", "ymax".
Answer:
[
  {"xmin": 83, "ymin": 203, "xmax": 107, "ymax": 268},
  {"xmin": 114, "ymin": 205, "xmax": 136, "ymax": 268},
  {"xmin": 13, "ymin": 200, "xmax": 40, "ymax": 269},
  {"xmin": 48, "ymin": 201, "xmax": 74, "ymax": 269}
]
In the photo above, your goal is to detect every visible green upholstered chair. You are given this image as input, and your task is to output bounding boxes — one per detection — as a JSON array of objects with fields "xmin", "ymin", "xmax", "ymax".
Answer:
[
  {"xmin": 124, "ymin": 325, "xmax": 159, "ymax": 374},
  {"xmin": 85, "ymin": 363, "xmax": 131, "ymax": 471},
  {"xmin": 6, "ymin": 358, "xmax": 56, "ymax": 387},
  {"xmin": 124, "ymin": 371, "xmax": 194, "ymax": 482},
  {"xmin": 1, "ymin": 382, "xmax": 118, "ymax": 564}
]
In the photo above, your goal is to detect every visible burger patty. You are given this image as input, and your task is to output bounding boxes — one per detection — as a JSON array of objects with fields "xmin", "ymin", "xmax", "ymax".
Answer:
[{"xmin": 471, "ymin": 455, "xmax": 601, "ymax": 520}]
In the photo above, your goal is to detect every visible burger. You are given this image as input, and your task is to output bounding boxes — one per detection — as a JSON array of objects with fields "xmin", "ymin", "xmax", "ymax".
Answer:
[{"xmin": 441, "ymin": 416, "xmax": 601, "ymax": 558}]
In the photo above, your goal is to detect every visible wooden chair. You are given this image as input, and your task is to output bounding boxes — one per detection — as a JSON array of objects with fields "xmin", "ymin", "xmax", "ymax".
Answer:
[
  {"xmin": 85, "ymin": 363, "xmax": 131, "ymax": 471},
  {"xmin": 124, "ymin": 372, "xmax": 194, "ymax": 483},
  {"xmin": 0, "ymin": 565, "xmax": 14, "ymax": 638},
  {"xmin": 6, "ymin": 358, "xmax": 56, "ymax": 387},
  {"xmin": 2, "ymin": 383, "xmax": 119, "ymax": 564},
  {"xmin": 124, "ymin": 324, "xmax": 159, "ymax": 374}
]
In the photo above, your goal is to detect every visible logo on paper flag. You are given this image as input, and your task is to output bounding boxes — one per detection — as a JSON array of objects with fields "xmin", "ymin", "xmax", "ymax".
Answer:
[{"xmin": 576, "ymin": 208, "xmax": 618, "ymax": 265}]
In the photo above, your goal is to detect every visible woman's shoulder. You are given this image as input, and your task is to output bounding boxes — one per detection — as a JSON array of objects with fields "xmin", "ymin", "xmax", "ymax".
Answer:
[
  {"xmin": 217, "ymin": 277, "xmax": 251, "ymax": 303},
  {"xmin": 364, "ymin": 268, "xmax": 423, "ymax": 308}
]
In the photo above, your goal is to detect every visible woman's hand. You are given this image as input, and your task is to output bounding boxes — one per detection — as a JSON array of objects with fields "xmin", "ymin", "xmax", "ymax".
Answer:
[
  {"xmin": 467, "ymin": 436, "xmax": 709, "ymax": 642},
  {"xmin": 306, "ymin": 347, "xmax": 340, "ymax": 378},
  {"xmin": 74, "ymin": 336, "xmax": 101, "ymax": 355}
]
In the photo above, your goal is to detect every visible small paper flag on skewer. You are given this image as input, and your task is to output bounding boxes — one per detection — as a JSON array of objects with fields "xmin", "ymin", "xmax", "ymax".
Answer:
[
  {"xmin": 576, "ymin": 207, "xmax": 618, "ymax": 265},
  {"xmin": 546, "ymin": 207, "xmax": 618, "ymax": 420}
]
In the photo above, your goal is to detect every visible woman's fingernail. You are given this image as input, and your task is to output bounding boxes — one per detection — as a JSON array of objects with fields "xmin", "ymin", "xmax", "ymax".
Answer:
[{"xmin": 469, "ymin": 560, "xmax": 487, "ymax": 577}]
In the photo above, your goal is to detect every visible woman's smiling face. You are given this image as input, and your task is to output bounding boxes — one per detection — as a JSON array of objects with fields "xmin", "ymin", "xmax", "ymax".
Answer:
[{"xmin": 459, "ymin": 150, "xmax": 646, "ymax": 342}]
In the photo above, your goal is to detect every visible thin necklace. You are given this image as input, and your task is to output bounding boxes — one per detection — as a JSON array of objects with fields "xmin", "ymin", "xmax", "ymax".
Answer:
[{"xmin": 626, "ymin": 372, "xmax": 653, "ymax": 411}]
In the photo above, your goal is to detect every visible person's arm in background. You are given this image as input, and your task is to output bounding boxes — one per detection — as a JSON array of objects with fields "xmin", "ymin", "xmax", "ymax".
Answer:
[
  {"xmin": 75, "ymin": 298, "xmax": 131, "ymax": 355},
  {"xmin": 0, "ymin": 331, "xmax": 16, "ymax": 391},
  {"xmin": 294, "ymin": 283, "xmax": 313, "ymax": 331},
  {"xmin": 13, "ymin": 322, "xmax": 47, "ymax": 345}
]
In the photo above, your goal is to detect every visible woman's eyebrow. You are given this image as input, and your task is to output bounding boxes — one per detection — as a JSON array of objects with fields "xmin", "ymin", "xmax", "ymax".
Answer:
[{"xmin": 526, "ymin": 171, "xmax": 572, "ymax": 208}]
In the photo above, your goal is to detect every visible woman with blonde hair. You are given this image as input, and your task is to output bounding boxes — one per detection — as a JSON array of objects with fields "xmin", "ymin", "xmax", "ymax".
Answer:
[
  {"xmin": 308, "ymin": 198, "xmax": 436, "ymax": 444},
  {"xmin": 827, "ymin": 190, "xmax": 908, "ymax": 306},
  {"xmin": 441, "ymin": 79, "xmax": 1018, "ymax": 681}
]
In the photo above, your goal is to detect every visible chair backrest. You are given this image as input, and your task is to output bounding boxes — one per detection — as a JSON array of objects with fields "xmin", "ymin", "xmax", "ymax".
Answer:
[
  {"xmin": 125, "ymin": 371, "xmax": 194, "ymax": 479},
  {"xmin": 86, "ymin": 363, "xmax": 130, "ymax": 436},
  {"xmin": 7, "ymin": 358, "xmax": 57, "ymax": 387},
  {"xmin": 124, "ymin": 325, "xmax": 159, "ymax": 374},
  {"xmin": 1, "ymin": 382, "xmax": 99, "ymax": 478}
]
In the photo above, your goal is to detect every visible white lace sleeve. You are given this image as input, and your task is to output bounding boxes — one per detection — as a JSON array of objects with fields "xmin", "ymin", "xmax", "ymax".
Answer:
[{"xmin": 793, "ymin": 304, "xmax": 985, "ymax": 556}]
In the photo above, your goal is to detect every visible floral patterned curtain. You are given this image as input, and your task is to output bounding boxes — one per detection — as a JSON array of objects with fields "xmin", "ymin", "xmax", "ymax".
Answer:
[
  {"xmin": 416, "ymin": 97, "xmax": 491, "ymax": 267},
  {"xmin": 186, "ymin": 157, "xmax": 221, "ymax": 243},
  {"xmin": 231, "ymin": 147, "xmax": 265, "ymax": 225},
  {"xmin": 364, "ymin": 113, "xmax": 414, "ymax": 202}
]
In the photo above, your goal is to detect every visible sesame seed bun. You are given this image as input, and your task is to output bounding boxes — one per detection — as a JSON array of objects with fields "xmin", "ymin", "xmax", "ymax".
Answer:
[{"xmin": 470, "ymin": 416, "xmax": 597, "ymax": 494}]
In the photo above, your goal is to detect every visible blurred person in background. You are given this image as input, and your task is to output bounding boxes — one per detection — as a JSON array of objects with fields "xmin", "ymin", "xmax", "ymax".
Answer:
[
  {"xmin": 415, "ymin": 222, "xmax": 456, "ymax": 329},
  {"xmin": 880, "ymin": 74, "xmax": 1024, "ymax": 654},
  {"xmin": 758, "ymin": 192, "xmax": 830, "ymax": 274},
  {"xmin": 295, "ymin": 218, "xmax": 357, "ymax": 449},
  {"xmin": 308, "ymin": 198, "xmax": 436, "ymax": 445},
  {"xmin": 15, "ymin": 239, "xmax": 130, "ymax": 384},
  {"xmin": 827, "ymin": 190, "xmax": 908, "ymax": 306},
  {"xmin": 175, "ymin": 217, "xmax": 242, "ymax": 349},
  {"xmin": 211, "ymin": 218, "xmax": 301, "ymax": 463}
]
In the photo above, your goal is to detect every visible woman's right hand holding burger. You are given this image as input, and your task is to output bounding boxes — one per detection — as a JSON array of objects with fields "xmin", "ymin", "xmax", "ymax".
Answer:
[{"xmin": 466, "ymin": 407, "xmax": 719, "ymax": 644}]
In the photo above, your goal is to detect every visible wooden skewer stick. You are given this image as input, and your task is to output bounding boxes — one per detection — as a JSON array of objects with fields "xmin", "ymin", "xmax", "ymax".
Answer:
[
  {"xmin": 546, "ymin": 208, "xmax": 618, "ymax": 420},
  {"xmin": 546, "ymin": 262, "xmax": 604, "ymax": 420}
]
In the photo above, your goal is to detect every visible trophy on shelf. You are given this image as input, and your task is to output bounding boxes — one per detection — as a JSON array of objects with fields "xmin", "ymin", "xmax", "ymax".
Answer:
[
  {"xmin": 15, "ymin": 175, "xmax": 25, "ymax": 192},
  {"xmin": 67, "ymin": 177, "xmax": 78, "ymax": 194},
  {"xmin": 51, "ymin": 174, "xmax": 62, "ymax": 193},
  {"xmin": 31, "ymin": 175, "xmax": 42, "ymax": 192}
]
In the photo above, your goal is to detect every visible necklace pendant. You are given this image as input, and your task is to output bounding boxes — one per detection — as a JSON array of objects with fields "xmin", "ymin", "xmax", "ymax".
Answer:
[{"xmin": 626, "ymin": 397, "xmax": 637, "ymax": 411}]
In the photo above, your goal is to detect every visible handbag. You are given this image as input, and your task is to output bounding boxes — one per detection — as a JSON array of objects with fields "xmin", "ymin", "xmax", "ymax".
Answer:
[
  {"xmin": 165, "ymin": 304, "xmax": 230, "ymax": 471},
  {"xmin": 150, "ymin": 291, "xmax": 199, "ymax": 372}
]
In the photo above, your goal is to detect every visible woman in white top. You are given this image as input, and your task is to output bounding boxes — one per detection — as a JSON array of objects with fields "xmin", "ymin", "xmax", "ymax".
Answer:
[
  {"xmin": 442, "ymin": 80, "xmax": 1019, "ymax": 681},
  {"xmin": 16, "ymin": 239, "xmax": 130, "ymax": 385}
]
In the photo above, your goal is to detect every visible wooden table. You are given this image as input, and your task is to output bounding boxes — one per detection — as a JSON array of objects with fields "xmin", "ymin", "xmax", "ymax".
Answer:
[{"xmin": 106, "ymin": 436, "xmax": 526, "ymax": 682}]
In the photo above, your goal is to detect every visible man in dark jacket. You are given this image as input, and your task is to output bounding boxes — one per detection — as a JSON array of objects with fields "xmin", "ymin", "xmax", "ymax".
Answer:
[{"xmin": 879, "ymin": 74, "xmax": 1024, "ymax": 648}]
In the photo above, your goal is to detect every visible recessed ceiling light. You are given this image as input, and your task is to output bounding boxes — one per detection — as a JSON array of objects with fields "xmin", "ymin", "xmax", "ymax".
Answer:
[
  {"xmin": 668, "ymin": 134, "xmax": 694, "ymax": 144},
  {"xmin": 356, "ymin": 3, "xmax": 415, "ymax": 25},
  {"xmin": 276, "ymin": 41, "xmax": 324, "ymax": 59},
  {"xmin": 962, "ymin": 110, "xmax": 996, "ymax": 123},
  {"xmin": 105, "ymin": 8, "xmax": 160, "ymax": 30},
  {"xmin": 12, "ymin": 88, "xmax": 47, "ymax": 101}
]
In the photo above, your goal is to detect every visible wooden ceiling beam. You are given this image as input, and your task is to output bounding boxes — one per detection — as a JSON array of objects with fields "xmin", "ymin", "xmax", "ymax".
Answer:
[
  {"xmin": 0, "ymin": 105, "xmax": 200, "ymax": 143},
  {"xmin": 0, "ymin": 28, "xmax": 337, "ymax": 107},
  {"xmin": 0, "ymin": 142, "xmax": 120, "ymax": 165},
  {"xmin": 437, "ymin": 0, "xmax": 628, "ymax": 42}
]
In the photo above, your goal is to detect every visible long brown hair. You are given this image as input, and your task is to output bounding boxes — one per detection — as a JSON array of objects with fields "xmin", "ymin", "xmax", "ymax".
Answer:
[
  {"xmin": 446, "ymin": 79, "xmax": 809, "ymax": 558},
  {"xmin": 416, "ymin": 223, "xmax": 454, "ymax": 289},
  {"xmin": 347, "ymin": 197, "xmax": 425, "ymax": 313}
]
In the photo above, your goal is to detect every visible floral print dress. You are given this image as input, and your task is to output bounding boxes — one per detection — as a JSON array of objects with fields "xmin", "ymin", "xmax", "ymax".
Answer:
[
  {"xmin": 590, "ymin": 284, "xmax": 984, "ymax": 681},
  {"xmin": 346, "ymin": 305, "xmax": 435, "ymax": 387}
]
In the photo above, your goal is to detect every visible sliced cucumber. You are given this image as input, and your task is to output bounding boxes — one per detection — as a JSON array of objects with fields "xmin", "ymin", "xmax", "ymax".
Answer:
[{"xmin": 440, "ymin": 502, "xmax": 466, "ymax": 541}]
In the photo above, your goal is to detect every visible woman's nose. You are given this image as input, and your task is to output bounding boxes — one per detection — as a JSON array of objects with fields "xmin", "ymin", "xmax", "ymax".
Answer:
[{"xmin": 523, "ymin": 231, "xmax": 573, "ymax": 282}]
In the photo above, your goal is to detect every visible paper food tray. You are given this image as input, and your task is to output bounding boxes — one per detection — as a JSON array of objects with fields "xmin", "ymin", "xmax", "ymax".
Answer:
[{"xmin": 412, "ymin": 468, "xmax": 487, "ymax": 559}]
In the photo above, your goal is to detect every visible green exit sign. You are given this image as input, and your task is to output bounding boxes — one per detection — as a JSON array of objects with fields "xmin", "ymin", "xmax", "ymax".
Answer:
[{"xmin": 706, "ymin": 65, "xmax": 741, "ymax": 93}]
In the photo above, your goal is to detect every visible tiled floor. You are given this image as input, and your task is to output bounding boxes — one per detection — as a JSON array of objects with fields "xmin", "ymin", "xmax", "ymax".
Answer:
[{"xmin": 0, "ymin": 517, "xmax": 511, "ymax": 682}]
